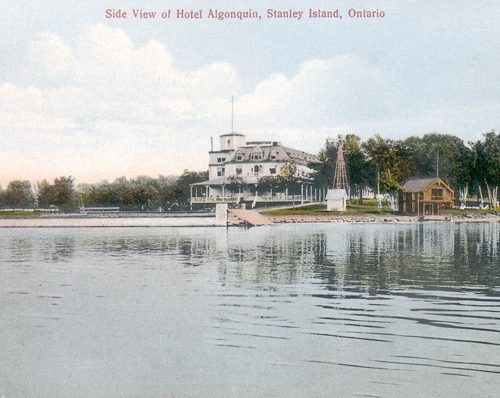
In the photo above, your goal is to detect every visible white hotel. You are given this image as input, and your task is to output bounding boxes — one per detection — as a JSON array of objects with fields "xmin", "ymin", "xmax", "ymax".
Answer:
[{"xmin": 190, "ymin": 132, "xmax": 322, "ymax": 207}]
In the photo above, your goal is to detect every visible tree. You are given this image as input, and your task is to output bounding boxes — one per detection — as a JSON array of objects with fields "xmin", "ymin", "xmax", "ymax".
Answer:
[
  {"xmin": 405, "ymin": 133, "xmax": 467, "ymax": 186},
  {"xmin": 38, "ymin": 177, "xmax": 76, "ymax": 211},
  {"xmin": 225, "ymin": 176, "xmax": 243, "ymax": 195},
  {"xmin": 173, "ymin": 170, "xmax": 209, "ymax": 204},
  {"xmin": 309, "ymin": 139, "xmax": 337, "ymax": 188},
  {"xmin": 345, "ymin": 134, "xmax": 376, "ymax": 201},
  {"xmin": 363, "ymin": 135, "xmax": 416, "ymax": 193},
  {"xmin": 1, "ymin": 180, "xmax": 34, "ymax": 208},
  {"xmin": 472, "ymin": 131, "xmax": 500, "ymax": 208},
  {"xmin": 450, "ymin": 144, "xmax": 475, "ymax": 206}
]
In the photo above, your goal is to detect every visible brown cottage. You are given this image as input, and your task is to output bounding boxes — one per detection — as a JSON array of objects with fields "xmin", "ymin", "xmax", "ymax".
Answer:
[{"xmin": 398, "ymin": 178, "xmax": 454, "ymax": 215}]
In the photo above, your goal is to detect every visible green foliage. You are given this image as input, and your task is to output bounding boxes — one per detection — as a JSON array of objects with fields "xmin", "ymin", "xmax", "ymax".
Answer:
[
  {"xmin": 279, "ymin": 163, "xmax": 297, "ymax": 182},
  {"xmin": 308, "ymin": 139, "xmax": 336, "ymax": 187},
  {"xmin": 404, "ymin": 133, "xmax": 465, "ymax": 182},
  {"xmin": 76, "ymin": 170, "xmax": 208, "ymax": 209},
  {"xmin": 224, "ymin": 176, "xmax": 243, "ymax": 194},
  {"xmin": 258, "ymin": 165, "xmax": 302, "ymax": 194},
  {"xmin": 0, "ymin": 180, "xmax": 34, "ymax": 208},
  {"xmin": 345, "ymin": 134, "xmax": 376, "ymax": 198},
  {"xmin": 38, "ymin": 176, "xmax": 76, "ymax": 211},
  {"xmin": 362, "ymin": 135, "xmax": 416, "ymax": 192}
]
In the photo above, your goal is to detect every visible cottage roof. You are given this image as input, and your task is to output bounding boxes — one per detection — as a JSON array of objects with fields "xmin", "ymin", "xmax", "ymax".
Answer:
[{"xmin": 401, "ymin": 177, "xmax": 451, "ymax": 193}]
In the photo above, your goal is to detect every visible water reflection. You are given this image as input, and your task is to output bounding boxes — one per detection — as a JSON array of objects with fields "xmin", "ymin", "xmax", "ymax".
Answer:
[{"xmin": 0, "ymin": 223, "xmax": 499, "ymax": 398}]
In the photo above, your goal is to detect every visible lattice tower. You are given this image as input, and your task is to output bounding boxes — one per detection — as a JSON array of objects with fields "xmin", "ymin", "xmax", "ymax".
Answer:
[{"xmin": 333, "ymin": 142, "xmax": 348, "ymax": 189}]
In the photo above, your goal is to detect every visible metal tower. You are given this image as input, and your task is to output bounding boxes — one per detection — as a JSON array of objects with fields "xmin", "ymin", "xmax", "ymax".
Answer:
[{"xmin": 333, "ymin": 141, "xmax": 348, "ymax": 189}]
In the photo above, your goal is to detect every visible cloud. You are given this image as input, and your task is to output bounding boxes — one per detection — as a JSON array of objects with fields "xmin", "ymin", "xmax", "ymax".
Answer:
[
  {"xmin": 0, "ymin": 24, "xmax": 497, "ymax": 185},
  {"xmin": 237, "ymin": 55, "xmax": 400, "ymax": 128}
]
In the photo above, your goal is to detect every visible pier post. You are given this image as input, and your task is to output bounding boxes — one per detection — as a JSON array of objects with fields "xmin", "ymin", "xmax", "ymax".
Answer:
[{"xmin": 215, "ymin": 203, "xmax": 228, "ymax": 226}]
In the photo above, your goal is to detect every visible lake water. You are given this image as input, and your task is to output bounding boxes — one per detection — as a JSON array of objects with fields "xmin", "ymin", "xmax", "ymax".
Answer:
[{"xmin": 0, "ymin": 223, "xmax": 499, "ymax": 398}]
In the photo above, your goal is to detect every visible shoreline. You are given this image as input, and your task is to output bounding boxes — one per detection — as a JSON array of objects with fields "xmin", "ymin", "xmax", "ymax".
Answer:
[
  {"xmin": 0, "ymin": 212, "xmax": 499, "ymax": 227},
  {"xmin": 266, "ymin": 213, "xmax": 500, "ymax": 224}
]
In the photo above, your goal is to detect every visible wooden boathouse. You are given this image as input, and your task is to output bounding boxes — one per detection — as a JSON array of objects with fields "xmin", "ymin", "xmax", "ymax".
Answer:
[{"xmin": 398, "ymin": 178, "xmax": 454, "ymax": 216}]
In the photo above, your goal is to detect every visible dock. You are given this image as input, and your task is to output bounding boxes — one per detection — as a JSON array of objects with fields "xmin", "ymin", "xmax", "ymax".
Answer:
[{"xmin": 228, "ymin": 209, "xmax": 273, "ymax": 226}]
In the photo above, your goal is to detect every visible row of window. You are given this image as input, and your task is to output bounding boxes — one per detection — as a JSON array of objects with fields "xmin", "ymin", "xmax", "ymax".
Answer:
[{"xmin": 216, "ymin": 166, "xmax": 277, "ymax": 177}]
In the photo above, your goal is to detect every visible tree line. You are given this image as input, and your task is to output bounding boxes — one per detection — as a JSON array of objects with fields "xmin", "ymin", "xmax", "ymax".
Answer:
[
  {"xmin": 0, "ymin": 171, "xmax": 208, "ymax": 211},
  {"xmin": 309, "ymin": 131, "xmax": 499, "ymax": 207}
]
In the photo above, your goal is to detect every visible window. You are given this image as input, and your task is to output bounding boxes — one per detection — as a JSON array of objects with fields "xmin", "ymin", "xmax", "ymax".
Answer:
[
  {"xmin": 227, "ymin": 139, "xmax": 231, "ymax": 145},
  {"xmin": 253, "ymin": 165, "xmax": 260, "ymax": 176},
  {"xmin": 431, "ymin": 189, "xmax": 443, "ymax": 200},
  {"xmin": 269, "ymin": 168, "xmax": 276, "ymax": 174},
  {"xmin": 270, "ymin": 155, "xmax": 276, "ymax": 160},
  {"xmin": 251, "ymin": 154, "xmax": 261, "ymax": 160},
  {"xmin": 217, "ymin": 167, "xmax": 225, "ymax": 177},
  {"xmin": 236, "ymin": 168, "xmax": 242, "ymax": 175},
  {"xmin": 216, "ymin": 157, "xmax": 226, "ymax": 163}
]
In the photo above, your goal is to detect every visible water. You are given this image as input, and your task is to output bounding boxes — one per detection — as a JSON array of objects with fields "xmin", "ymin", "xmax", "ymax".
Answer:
[{"xmin": 0, "ymin": 223, "xmax": 499, "ymax": 398}]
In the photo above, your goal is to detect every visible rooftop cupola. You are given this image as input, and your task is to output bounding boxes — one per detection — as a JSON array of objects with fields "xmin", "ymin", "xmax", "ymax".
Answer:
[{"xmin": 219, "ymin": 133, "xmax": 246, "ymax": 150}]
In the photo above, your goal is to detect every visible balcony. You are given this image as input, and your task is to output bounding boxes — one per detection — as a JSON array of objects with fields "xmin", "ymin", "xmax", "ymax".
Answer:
[{"xmin": 191, "ymin": 195, "xmax": 305, "ymax": 204}]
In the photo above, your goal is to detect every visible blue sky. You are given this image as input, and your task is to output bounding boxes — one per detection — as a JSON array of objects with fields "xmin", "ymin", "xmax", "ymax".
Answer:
[{"xmin": 1, "ymin": 0, "xmax": 499, "ymax": 185}]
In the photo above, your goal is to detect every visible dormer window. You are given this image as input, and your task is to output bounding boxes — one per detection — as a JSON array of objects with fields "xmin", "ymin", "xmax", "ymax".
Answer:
[{"xmin": 250, "ymin": 146, "xmax": 264, "ymax": 161}]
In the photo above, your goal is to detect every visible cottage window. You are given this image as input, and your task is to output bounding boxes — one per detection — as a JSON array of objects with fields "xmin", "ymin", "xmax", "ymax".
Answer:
[
  {"xmin": 431, "ymin": 189, "xmax": 443, "ymax": 200},
  {"xmin": 270, "ymin": 168, "xmax": 276, "ymax": 174},
  {"xmin": 217, "ymin": 167, "xmax": 225, "ymax": 177},
  {"xmin": 236, "ymin": 168, "xmax": 242, "ymax": 175}
]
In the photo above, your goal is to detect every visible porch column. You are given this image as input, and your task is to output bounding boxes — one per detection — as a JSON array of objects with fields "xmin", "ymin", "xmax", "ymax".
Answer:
[
  {"xmin": 190, "ymin": 185, "xmax": 193, "ymax": 209},
  {"xmin": 301, "ymin": 184, "xmax": 304, "ymax": 204},
  {"xmin": 222, "ymin": 184, "xmax": 225, "ymax": 200}
]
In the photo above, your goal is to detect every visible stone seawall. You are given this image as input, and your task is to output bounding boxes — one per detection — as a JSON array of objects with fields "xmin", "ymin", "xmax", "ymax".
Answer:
[{"xmin": 0, "ymin": 217, "xmax": 218, "ymax": 228}]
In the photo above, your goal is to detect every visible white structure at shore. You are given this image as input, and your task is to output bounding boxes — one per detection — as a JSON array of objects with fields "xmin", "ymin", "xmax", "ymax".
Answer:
[
  {"xmin": 326, "ymin": 140, "xmax": 348, "ymax": 211},
  {"xmin": 326, "ymin": 189, "xmax": 347, "ymax": 211},
  {"xmin": 190, "ymin": 132, "xmax": 321, "ymax": 207}
]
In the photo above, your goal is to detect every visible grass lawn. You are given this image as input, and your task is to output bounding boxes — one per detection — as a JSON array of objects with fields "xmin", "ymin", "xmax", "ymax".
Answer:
[
  {"xmin": 0, "ymin": 211, "xmax": 42, "ymax": 218},
  {"xmin": 261, "ymin": 199, "xmax": 392, "ymax": 216}
]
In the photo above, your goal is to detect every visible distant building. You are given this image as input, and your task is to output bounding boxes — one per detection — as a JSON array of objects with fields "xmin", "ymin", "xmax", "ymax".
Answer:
[
  {"xmin": 190, "ymin": 133, "xmax": 320, "ymax": 207},
  {"xmin": 398, "ymin": 177, "xmax": 454, "ymax": 215}
]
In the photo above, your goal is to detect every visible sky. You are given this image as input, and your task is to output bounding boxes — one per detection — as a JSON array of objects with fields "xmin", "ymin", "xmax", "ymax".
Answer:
[{"xmin": 1, "ymin": 0, "xmax": 500, "ymax": 186}]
